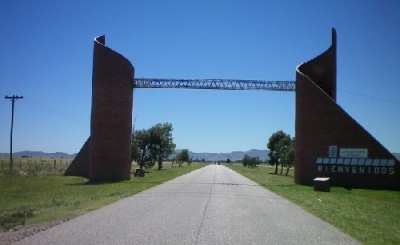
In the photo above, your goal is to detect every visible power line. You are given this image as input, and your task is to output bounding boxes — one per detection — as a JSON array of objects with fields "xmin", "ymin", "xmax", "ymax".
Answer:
[
  {"xmin": 0, "ymin": 88, "xmax": 88, "ymax": 126},
  {"xmin": 21, "ymin": 98, "xmax": 88, "ymax": 126},
  {"xmin": 338, "ymin": 89, "xmax": 400, "ymax": 105}
]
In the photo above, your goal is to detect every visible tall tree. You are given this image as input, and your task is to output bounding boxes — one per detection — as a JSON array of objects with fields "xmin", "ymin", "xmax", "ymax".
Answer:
[
  {"xmin": 281, "ymin": 138, "xmax": 295, "ymax": 176},
  {"xmin": 267, "ymin": 130, "xmax": 291, "ymax": 174},
  {"xmin": 132, "ymin": 123, "xmax": 176, "ymax": 170},
  {"xmin": 132, "ymin": 129, "xmax": 151, "ymax": 170},
  {"xmin": 149, "ymin": 123, "xmax": 176, "ymax": 170}
]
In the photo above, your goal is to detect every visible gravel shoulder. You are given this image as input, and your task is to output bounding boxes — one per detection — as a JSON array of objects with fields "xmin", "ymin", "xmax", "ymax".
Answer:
[{"xmin": 0, "ymin": 220, "xmax": 66, "ymax": 245}]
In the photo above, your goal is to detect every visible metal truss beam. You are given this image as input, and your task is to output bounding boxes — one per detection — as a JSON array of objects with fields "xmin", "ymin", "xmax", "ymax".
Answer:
[{"xmin": 133, "ymin": 78, "xmax": 295, "ymax": 91}]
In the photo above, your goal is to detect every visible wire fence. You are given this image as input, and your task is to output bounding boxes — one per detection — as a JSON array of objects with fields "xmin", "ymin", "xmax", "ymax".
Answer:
[{"xmin": 0, "ymin": 158, "xmax": 72, "ymax": 175}]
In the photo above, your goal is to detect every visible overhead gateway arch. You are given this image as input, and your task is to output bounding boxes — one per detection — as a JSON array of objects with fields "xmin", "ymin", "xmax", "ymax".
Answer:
[{"xmin": 65, "ymin": 30, "xmax": 400, "ymax": 190}]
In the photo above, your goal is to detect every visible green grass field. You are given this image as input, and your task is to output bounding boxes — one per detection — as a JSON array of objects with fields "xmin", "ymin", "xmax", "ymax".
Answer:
[
  {"xmin": 0, "ymin": 157, "xmax": 72, "ymax": 175},
  {"xmin": 227, "ymin": 164, "xmax": 400, "ymax": 244},
  {"xmin": 0, "ymin": 159, "xmax": 205, "ymax": 231},
  {"xmin": 2, "ymin": 159, "xmax": 399, "ymax": 244}
]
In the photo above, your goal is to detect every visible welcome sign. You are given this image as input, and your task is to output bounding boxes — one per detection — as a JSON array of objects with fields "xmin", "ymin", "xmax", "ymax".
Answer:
[
  {"xmin": 339, "ymin": 148, "xmax": 368, "ymax": 158},
  {"xmin": 316, "ymin": 147, "xmax": 395, "ymax": 176}
]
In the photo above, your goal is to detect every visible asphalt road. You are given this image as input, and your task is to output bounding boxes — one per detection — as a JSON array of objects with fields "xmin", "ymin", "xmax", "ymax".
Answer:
[{"xmin": 16, "ymin": 165, "xmax": 360, "ymax": 244}]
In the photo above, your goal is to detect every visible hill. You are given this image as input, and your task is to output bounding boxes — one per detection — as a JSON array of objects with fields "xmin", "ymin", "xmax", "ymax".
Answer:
[
  {"xmin": 0, "ymin": 151, "xmax": 76, "ymax": 159},
  {"xmin": 175, "ymin": 149, "xmax": 268, "ymax": 162},
  {"xmin": 1, "ymin": 151, "xmax": 399, "ymax": 162}
]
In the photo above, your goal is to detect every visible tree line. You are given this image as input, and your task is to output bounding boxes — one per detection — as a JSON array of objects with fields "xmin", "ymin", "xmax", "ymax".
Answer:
[
  {"xmin": 131, "ymin": 123, "xmax": 294, "ymax": 176},
  {"xmin": 240, "ymin": 130, "xmax": 294, "ymax": 175},
  {"xmin": 131, "ymin": 123, "xmax": 193, "ymax": 170},
  {"xmin": 267, "ymin": 130, "xmax": 295, "ymax": 176},
  {"xmin": 131, "ymin": 123, "xmax": 176, "ymax": 170}
]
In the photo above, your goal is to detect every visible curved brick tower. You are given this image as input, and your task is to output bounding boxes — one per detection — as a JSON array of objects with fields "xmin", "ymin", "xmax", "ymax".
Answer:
[
  {"xmin": 65, "ymin": 36, "xmax": 134, "ymax": 181},
  {"xmin": 295, "ymin": 29, "xmax": 399, "ymax": 190}
]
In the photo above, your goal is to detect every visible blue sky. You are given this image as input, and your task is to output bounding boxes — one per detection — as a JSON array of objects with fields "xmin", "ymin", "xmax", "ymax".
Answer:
[{"xmin": 0, "ymin": 0, "xmax": 399, "ymax": 154}]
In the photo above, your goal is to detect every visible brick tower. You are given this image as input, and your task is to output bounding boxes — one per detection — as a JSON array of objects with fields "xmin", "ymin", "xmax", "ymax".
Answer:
[
  {"xmin": 64, "ymin": 36, "xmax": 134, "ymax": 181},
  {"xmin": 295, "ymin": 29, "xmax": 399, "ymax": 190}
]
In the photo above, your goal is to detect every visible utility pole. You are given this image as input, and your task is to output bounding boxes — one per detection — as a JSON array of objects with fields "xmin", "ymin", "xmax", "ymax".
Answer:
[{"xmin": 5, "ymin": 95, "xmax": 23, "ymax": 170}]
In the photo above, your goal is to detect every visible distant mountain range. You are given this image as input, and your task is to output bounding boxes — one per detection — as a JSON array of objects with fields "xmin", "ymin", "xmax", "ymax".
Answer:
[
  {"xmin": 1, "ymin": 150, "xmax": 399, "ymax": 162},
  {"xmin": 184, "ymin": 149, "xmax": 268, "ymax": 162},
  {"xmin": 185, "ymin": 151, "xmax": 400, "ymax": 162},
  {"xmin": 0, "ymin": 149, "xmax": 268, "ymax": 161},
  {"xmin": 0, "ymin": 151, "xmax": 77, "ymax": 159}
]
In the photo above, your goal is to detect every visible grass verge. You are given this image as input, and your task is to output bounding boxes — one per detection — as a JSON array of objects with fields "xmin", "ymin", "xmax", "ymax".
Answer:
[
  {"xmin": 0, "ymin": 162, "xmax": 205, "ymax": 231},
  {"xmin": 226, "ymin": 164, "xmax": 400, "ymax": 245}
]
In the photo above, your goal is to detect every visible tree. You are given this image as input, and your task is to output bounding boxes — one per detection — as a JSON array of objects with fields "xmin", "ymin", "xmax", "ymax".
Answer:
[
  {"xmin": 148, "ymin": 123, "xmax": 176, "ymax": 170},
  {"xmin": 131, "ymin": 123, "xmax": 176, "ymax": 170},
  {"xmin": 242, "ymin": 154, "xmax": 250, "ymax": 167},
  {"xmin": 267, "ymin": 130, "xmax": 291, "ymax": 174},
  {"xmin": 132, "ymin": 129, "xmax": 151, "ymax": 170},
  {"xmin": 281, "ymin": 137, "xmax": 295, "ymax": 176},
  {"xmin": 242, "ymin": 154, "xmax": 259, "ymax": 168},
  {"xmin": 176, "ymin": 149, "xmax": 191, "ymax": 167}
]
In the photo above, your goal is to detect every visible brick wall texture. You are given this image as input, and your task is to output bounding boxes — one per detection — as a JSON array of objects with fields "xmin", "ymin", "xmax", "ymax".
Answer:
[
  {"xmin": 295, "ymin": 29, "xmax": 400, "ymax": 190},
  {"xmin": 64, "ymin": 36, "xmax": 134, "ymax": 181}
]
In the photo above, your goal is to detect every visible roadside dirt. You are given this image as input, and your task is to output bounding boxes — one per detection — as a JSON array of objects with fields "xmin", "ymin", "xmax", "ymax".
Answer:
[{"xmin": 0, "ymin": 220, "xmax": 66, "ymax": 245}]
